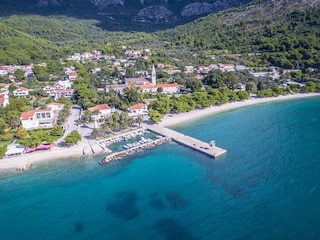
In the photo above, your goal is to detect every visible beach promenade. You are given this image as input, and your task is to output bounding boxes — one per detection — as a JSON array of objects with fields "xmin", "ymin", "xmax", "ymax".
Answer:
[{"xmin": 146, "ymin": 124, "xmax": 227, "ymax": 158}]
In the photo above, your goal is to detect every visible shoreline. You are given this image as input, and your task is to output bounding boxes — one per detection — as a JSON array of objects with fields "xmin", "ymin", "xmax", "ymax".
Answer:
[
  {"xmin": 159, "ymin": 93, "xmax": 320, "ymax": 127},
  {"xmin": 1, "ymin": 93, "xmax": 319, "ymax": 172}
]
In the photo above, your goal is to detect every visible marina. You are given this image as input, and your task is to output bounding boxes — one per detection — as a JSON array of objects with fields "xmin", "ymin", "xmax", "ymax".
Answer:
[{"xmin": 100, "ymin": 136, "xmax": 171, "ymax": 164}]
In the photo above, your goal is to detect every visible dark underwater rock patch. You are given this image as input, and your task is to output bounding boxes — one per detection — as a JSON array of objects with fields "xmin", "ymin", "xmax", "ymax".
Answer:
[
  {"xmin": 166, "ymin": 191, "xmax": 187, "ymax": 210},
  {"xmin": 106, "ymin": 191, "xmax": 140, "ymax": 220},
  {"xmin": 73, "ymin": 221, "xmax": 84, "ymax": 233},
  {"xmin": 155, "ymin": 217, "xmax": 196, "ymax": 240},
  {"xmin": 149, "ymin": 193, "xmax": 166, "ymax": 210}
]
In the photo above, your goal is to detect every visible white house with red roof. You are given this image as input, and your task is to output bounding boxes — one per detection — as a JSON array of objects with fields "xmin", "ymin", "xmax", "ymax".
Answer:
[
  {"xmin": 43, "ymin": 85, "xmax": 56, "ymax": 95},
  {"xmin": 20, "ymin": 109, "xmax": 54, "ymax": 130},
  {"xmin": 66, "ymin": 71, "xmax": 78, "ymax": 81},
  {"xmin": 0, "ymin": 93, "xmax": 9, "ymax": 107},
  {"xmin": 140, "ymin": 83, "xmax": 180, "ymax": 94},
  {"xmin": 13, "ymin": 87, "xmax": 29, "ymax": 97},
  {"xmin": 57, "ymin": 80, "xmax": 72, "ymax": 89},
  {"xmin": 46, "ymin": 102, "xmax": 64, "ymax": 112},
  {"xmin": 128, "ymin": 103, "xmax": 148, "ymax": 114},
  {"xmin": 220, "ymin": 64, "xmax": 235, "ymax": 72},
  {"xmin": 88, "ymin": 104, "xmax": 112, "ymax": 121},
  {"xmin": 0, "ymin": 83, "xmax": 9, "ymax": 91},
  {"xmin": 54, "ymin": 89, "xmax": 74, "ymax": 100},
  {"xmin": 55, "ymin": 84, "xmax": 65, "ymax": 90}
]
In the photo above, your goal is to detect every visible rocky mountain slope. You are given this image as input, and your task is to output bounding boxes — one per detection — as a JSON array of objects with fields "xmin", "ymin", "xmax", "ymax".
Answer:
[{"xmin": 0, "ymin": 0, "xmax": 254, "ymax": 31}]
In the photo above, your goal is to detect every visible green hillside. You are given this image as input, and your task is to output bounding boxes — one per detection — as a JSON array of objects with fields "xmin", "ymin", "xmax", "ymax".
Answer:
[
  {"xmin": 156, "ymin": 0, "xmax": 320, "ymax": 68},
  {"xmin": 0, "ymin": 22, "xmax": 63, "ymax": 64},
  {"xmin": 0, "ymin": 0, "xmax": 319, "ymax": 68}
]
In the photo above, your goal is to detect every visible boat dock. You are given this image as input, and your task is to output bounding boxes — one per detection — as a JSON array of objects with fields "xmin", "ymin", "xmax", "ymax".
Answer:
[{"xmin": 146, "ymin": 125, "xmax": 227, "ymax": 158}]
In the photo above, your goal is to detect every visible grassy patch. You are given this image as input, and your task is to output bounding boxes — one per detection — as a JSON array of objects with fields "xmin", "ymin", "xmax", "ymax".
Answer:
[{"xmin": 0, "ymin": 140, "xmax": 12, "ymax": 158}]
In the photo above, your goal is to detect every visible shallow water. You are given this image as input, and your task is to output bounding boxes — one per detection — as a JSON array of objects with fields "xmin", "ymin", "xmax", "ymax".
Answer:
[{"xmin": 1, "ymin": 97, "xmax": 320, "ymax": 240}]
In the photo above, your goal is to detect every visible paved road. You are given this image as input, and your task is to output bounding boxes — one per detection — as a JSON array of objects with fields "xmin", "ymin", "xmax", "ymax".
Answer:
[{"xmin": 57, "ymin": 105, "xmax": 93, "ymax": 144}]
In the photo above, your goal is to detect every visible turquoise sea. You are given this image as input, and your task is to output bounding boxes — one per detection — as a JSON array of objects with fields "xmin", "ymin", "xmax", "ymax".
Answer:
[{"xmin": 1, "ymin": 97, "xmax": 320, "ymax": 240}]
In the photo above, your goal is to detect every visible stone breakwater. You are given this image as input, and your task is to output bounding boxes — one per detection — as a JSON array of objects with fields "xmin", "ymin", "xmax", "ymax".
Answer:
[{"xmin": 99, "ymin": 137, "xmax": 171, "ymax": 165}]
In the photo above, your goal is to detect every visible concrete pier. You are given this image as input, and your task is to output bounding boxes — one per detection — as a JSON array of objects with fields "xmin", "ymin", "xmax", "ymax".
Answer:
[{"xmin": 146, "ymin": 124, "xmax": 226, "ymax": 158}]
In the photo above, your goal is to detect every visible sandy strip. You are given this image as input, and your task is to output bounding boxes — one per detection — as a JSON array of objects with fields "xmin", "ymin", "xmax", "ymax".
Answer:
[
  {"xmin": 0, "ymin": 128, "xmax": 145, "ymax": 171},
  {"xmin": 159, "ymin": 93, "xmax": 320, "ymax": 127},
  {"xmin": 0, "ymin": 142, "xmax": 89, "ymax": 171},
  {"xmin": 1, "ymin": 93, "xmax": 319, "ymax": 171}
]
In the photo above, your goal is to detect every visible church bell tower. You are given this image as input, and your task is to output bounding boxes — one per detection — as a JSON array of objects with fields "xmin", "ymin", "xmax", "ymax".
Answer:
[{"xmin": 151, "ymin": 65, "xmax": 156, "ymax": 85}]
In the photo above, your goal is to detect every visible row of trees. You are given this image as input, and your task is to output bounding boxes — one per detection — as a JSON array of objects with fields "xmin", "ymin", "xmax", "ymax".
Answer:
[
  {"xmin": 90, "ymin": 111, "xmax": 144, "ymax": 139},
  {"xmin": 149, "ymin": 88, "xmax": 249, "ymax": 122}
]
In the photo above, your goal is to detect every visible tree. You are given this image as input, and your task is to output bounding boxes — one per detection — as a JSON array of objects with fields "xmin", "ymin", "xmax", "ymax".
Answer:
[
  {"xmin": 152, "ymin": 95, "xmax": 170, "ymax": 114},
  {"xmin": 186, "ymin": 78, "xmax": 203, "ymax": 92},
  {"xmin": 119, "ymin": 111, "xmax": 129, "ymax": 129},
  {"xmin": 246, "ymin": 82, "xmax": 258, "ymax": 93},
  {"xmin": 122, "ymin": 86, "xmax": 142, "ymax": 105},
  {"xmin": 14, "ymin": 69, "xmax": 25, "ymax": 81},
  {"xmin": 149, "ymin": 109, "xmax": 162, "ymax": 122},
  {"xmin": 237, "ymin": 91, "xmax": 249, "ymax": 100},
  {"xmin": 157, "ymin": 87, "xmax": 163, "ymax": 93},
  {"xmin": 135, "ymin": 115, "xmax": 144, "ymax": 127},
  {"xmin": 65, "ymin": 130, "xmax": 81, "ymax": 145},
  {"xmin": 91, "ymin": 128, "xmax": 101, "ymax": 139},
  {"xmin": 51, "ymin": 125, "xmax": 64, "ymax": 136},
  {"xmin": 7, "ymin": 114, "xmax": 20, "ymax": 130},
  {"xmin": 16, "ymin": 125, "xmax": 28, "ymax": 139}
]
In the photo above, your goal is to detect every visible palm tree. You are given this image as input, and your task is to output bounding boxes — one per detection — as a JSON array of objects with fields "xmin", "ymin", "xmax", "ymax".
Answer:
[
  {"xmin": 119, "ymin": 111, "xmax": 129, "ymax": 130},
  {"xmin": 111, "ymin": 112, "xmax": 120, "ymax": 131},
  {"xmin": 136, "ymin": 115, "xmax": 144, "ymax": 127},
  {"xmin": 7, "ymin": 114, "xmax": 20, "ymax": 130},
  {"xmin": 101, "ymin": 123, "xmax": 109, "ymax": 132},
  {"xmin": 91, "ymin": 128, "xmax": 100, "ymax": 139},
  {"xmin": 127, "ymin": 118, "xmax": 134, "ymax": 129}
]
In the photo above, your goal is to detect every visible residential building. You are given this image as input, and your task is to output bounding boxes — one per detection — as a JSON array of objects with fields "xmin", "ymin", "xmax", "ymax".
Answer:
[
  {"xmin": 53, "ymin": 89, "xmax": 74, "ymax": 100},
  {"xmin": 128, "ymin": 103, "xmax": 148, "ymax": 114},
  {"xmin": 140, "ymin": 83, "xmax": 180, "ymax": 94},
  {"xmin": 88, "ymin": 104, "xmax": 112, "ymax": 121},
  {"xmin": 0, "ymin": 93, "xmax": 9, "ymax": 107},
  {"xmin": 20, "ymin": 109, "xmax": 54, "ymax": 130},
  {"xmin": 46, "ymin": 102, "xmax": 64, "ymax": 112},
  {"xmin": 13, "ymin": 87, "xmax": 29, "ymax": 97},
  {"xmin": 66, "ymin": 71, "xmax": 78, "ymax": 81},
  {"xmin": 128, "ymin": 103, "xmax": 149, "ymax": 119},
  {"xmin": 43, "ymin": 85, "xmax": 56, "ymax": 95},
  {"xmin": 185, "ymin": 66, "xmax": 194, "ymax": 74},
  {"xmin": 0, "ymin": 83, "xmax": 9, "ymax": 91}
]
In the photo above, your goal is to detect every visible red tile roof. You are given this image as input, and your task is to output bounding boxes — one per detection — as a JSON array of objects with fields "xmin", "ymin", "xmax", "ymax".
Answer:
[
  {"xmin": 140, "ymin": 83, "xmax": 156, "ymax": 89},
  {"xmin": 47, "ymin": 102, "xmax": 64, "ymax": 106},
  {"xmin": 88, "ymin": 104, "xmax": 110, "ymax": 112},
  {"xmin": 19, "ymin": 87, "xmax": 29, "ymax": 91},
  {"xmin": 157, "ymin": 83, "xmax": 179, "ymax": 88},
  {"xmin": 129, "ymin": 103, "xmax": 146, "ymax": 110},
  {"xmin": 20, "ymin": 109, "xmax": 51, "ymax": 120}
]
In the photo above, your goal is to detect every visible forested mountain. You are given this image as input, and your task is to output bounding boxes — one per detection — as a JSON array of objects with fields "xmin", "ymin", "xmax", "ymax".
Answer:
[
  {"xmin": 0, "ymin": 0, "xmax": 319, "ymax": 68},
  {"xmin": 0, "ymin": 22, "xmax": 63, "ymax": 64},
  {"xmin": 156, "ymin": 0, "xmax": 320, "ymax": 68},
  {"xmin": 0, "ymin": 0, "xmax": 254, "ymax": 31}
]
